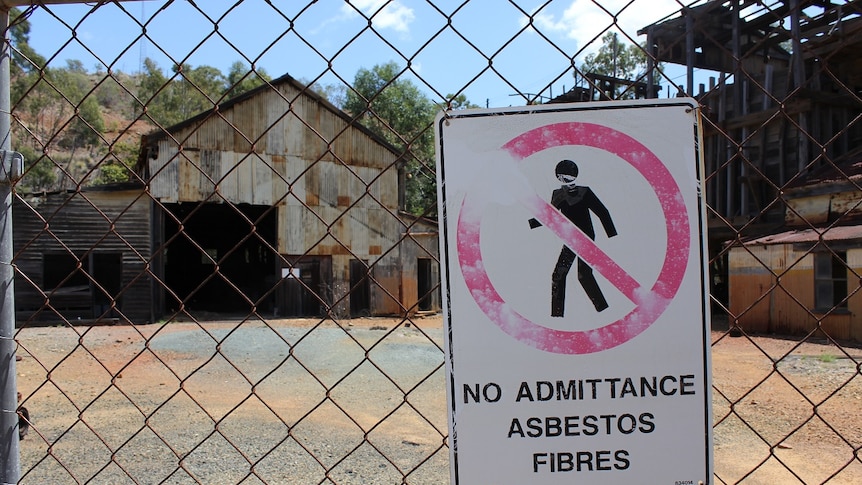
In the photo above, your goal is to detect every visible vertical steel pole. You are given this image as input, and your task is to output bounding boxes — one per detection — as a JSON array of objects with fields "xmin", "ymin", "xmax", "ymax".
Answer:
[{"xmin": 0, "ymin": 7, "xmax": 19, "ymax": 484}]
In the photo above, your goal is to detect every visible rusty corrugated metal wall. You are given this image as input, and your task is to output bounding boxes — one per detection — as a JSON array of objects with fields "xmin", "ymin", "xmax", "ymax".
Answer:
[
  {"xmin": 729, "ymin": 244, "xmax": 862, "ymax": 341},
  {"xmin": 144, "ymin": 77, "xmax": 415, "ymax": 317},
  {"xmin": 12, "ymin": 188, "xmax": 153, "ymax": 323}
]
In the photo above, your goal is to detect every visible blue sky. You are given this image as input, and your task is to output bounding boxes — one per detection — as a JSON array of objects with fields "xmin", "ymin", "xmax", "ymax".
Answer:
[{"xmin": 23, "ymin": 0, "xmax": 690, "ymax": 108}]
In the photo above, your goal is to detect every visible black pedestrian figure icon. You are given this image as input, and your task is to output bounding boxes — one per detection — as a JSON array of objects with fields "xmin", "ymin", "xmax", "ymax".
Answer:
[{"xmin": 529, "ymin": 160, "xmax": 618, "ymax": 317}]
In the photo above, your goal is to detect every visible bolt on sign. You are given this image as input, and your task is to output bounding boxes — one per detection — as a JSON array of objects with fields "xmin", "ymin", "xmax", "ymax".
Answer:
[{"xmin": 435, "ymin": 99, "xmax": 713, "ymax": 484}]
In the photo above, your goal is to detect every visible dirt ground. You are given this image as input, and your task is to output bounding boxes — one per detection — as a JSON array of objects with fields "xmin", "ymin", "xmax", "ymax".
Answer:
[
  {"xmin": 709, "ymin": 327, "xmax": 862, "ymax": 484},
  {"xmin": 13, "ymin": 315, "xmax": 862, "ymax": 484}
]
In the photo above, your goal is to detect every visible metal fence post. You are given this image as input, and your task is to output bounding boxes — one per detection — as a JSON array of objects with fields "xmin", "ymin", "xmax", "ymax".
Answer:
[{"xmin": 0, "ymin": 7, "xmax": 19, "ymax": 484}]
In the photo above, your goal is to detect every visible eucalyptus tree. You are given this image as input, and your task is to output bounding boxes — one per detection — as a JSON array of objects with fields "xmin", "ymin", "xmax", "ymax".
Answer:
[{"xmin": 344, "ymin": 62, "xmax": 438, "ymax": 216}]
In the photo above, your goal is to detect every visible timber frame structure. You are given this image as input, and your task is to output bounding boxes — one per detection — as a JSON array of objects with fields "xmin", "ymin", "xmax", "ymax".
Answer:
[{"xmin": 640, "ymin": 0, "xmax": 862, "ymax": 305}]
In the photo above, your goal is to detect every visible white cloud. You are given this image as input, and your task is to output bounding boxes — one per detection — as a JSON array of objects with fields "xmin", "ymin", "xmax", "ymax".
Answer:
[
  {"xmin": 530, "ymin": 0, "xmax": 682, "ymax": 56},
  {"xmin": 341, "ymin": 0, "xmax": 415, "ymax": 33}
]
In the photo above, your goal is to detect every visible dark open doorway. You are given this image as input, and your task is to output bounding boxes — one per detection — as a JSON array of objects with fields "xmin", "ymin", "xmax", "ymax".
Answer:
[
  {"xmin": 417, "ymin": 258, "xmax": 434, "ymax": 312},
  {"xmin": 162, "ymin": 202, "xmax": 277, "ymax": 314},
  {"xmin": 42, "ymin": 251, "xmax": 123, "ymax": 319},
  {"xmin": 91, "ymin": 252, "xmax": 123, "ymax": 317},
  {"xmin": 349, "ymin": 259, "xmax": 371, "ymax": 317}
]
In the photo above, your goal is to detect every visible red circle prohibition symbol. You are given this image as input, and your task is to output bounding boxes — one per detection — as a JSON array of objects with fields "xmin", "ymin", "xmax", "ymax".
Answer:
[{"xmin": 456, "ymin": 122, "xmax": 690, "ymax": 354}]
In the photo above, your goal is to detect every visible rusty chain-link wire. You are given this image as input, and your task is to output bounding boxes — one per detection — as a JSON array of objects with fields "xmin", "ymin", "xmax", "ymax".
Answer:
[{"xmin": 5, "ymin": 0, "xmax": 862, "ymax": 483}]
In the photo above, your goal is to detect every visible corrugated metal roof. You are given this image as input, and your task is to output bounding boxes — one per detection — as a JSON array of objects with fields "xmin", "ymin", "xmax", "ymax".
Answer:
[
  {"xmin": 740, "ymin": 224, "xmax": 862, "ymax": 246},
  {"xmin": 139, "ymin": 72, "xmax": 403, "ymax": 159}
]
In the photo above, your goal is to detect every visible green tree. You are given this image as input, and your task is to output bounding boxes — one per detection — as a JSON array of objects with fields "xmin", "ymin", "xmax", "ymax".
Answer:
[
  {"xmin": 443, "ymin": 93, "xmax": 480, "ymax": 110},
  {"xmin": 92, "ymin": 140, "xmax": 138, "ymax": 185},
  {"xmin": 580, "ymin": 32, "xmax": 658, "ymax": 99},
  {"xmin": 94, "ymin": 72, "xmax": 134, "ymax": 115},
  {"xmin": 307, "ymin": 80, "xmax": 347, "ymax": 110},
  {"xmin": 8, "ymin": 8, "xmax": 46, "ymax": 78},
  {"xmin": 93, "ymin": 164, "xmax": 128, "ymax": 185},
  {"xmin": 16, "ymin": 145, "xmax": 57, "ymax": 193},
  {"xmin": 226, "ymin": 61, "xmax": 271, "ymax": 99},
  {"xmin": 52, "ymin": 60, "xmax": 105, "ymax": 149},
  {"xmin": 344, "ymin": 62, "xmax": 437, "ymax": 216},
  {"xmin": 136, "ymin": 57, "xmax": 177, "ymax": 125},
  {"xmin": 9, "ymin": 7, "xmax": 51, "ymax": 147},
  {"xmin": 10, "ymin": 57, "xmax": 105, "ymax": 165},
  {"xmin": 174, "ymin": 63, "xmax": 226, "ymax": 117},
  {"xmin": 137, "ymin": 59, "xmax": 237, "ymax": 126}
]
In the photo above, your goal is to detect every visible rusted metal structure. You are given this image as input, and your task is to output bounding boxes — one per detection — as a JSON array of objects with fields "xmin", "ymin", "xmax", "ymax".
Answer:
[
  {"xmin": 7, "ymin": 1, "xmax": 862, "ymax": 483},
  {"xmin": 13, "ymin": 184, "xmax": 153, "ymax": 324},
  {"xmin": 136, "ymin": 73, "xmax": 438, "ymax": 319},
  {"xmin": 549, "ymin": 72, "xmax": 661, "ymax": 104},
  {"xmin": 727, "ymin": 151, "xmax": 862, "ymax": 340},
  {"xmin": 641, "ymin": 0, "xmax": 862, "ymax": 322},
  {"xmin": 13, "ymin": 73, "xmax": 438, "ymax": 323}
]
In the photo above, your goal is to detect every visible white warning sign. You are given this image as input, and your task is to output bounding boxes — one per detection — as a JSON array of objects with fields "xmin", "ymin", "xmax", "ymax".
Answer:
[{"xmin": 435, "ymin": 99, "xmax": 713, "ymax": 484}]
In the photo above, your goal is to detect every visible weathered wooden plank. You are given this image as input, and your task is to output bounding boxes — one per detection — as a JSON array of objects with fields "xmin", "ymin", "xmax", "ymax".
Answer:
[{"xmin": 13, "ymin": 189, "xmax": 154, "ymax": 323}]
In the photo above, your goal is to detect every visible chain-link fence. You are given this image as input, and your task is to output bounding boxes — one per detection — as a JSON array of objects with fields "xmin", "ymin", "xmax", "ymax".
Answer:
[{"xmin": 3, "ymin": 0, "xmax": 862, "ymax": 483}]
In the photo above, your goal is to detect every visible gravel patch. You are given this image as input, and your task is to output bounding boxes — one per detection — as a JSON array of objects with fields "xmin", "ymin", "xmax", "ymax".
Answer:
[{"xmin": 14, "ymin": 319, "xmax": 862, "ymax": 484}]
